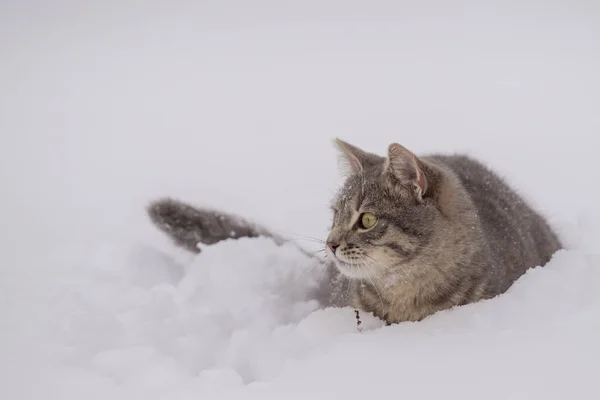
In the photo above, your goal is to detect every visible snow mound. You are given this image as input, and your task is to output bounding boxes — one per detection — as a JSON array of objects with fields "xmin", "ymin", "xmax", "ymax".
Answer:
[
  {"xmin": 27, "ymin": 221, "xmax": 600, "ymax": 399},
  {"xmin": 42, "ymin": 238, "xmax": 379, "ymax": 392}
]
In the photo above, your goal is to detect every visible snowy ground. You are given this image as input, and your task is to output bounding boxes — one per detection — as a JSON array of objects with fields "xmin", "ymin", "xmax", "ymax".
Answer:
[{"xmin": 2, "ymin": 1, "xmax": 600, "ymax": 399}]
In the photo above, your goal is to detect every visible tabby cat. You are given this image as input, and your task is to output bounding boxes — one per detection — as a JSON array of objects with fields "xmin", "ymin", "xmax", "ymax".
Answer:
[{"xmin": 147, "ymin": 139, "xmax": 562, "ymax": 324}]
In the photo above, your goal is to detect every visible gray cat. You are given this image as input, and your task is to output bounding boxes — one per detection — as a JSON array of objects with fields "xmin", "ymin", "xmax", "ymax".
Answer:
[{"xmin": 147, "ymin": 139, "xmax": 562, "ymax": 325}]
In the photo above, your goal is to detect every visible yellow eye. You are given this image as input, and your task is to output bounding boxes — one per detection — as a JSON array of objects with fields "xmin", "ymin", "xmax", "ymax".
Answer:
[{"xmin": 360, "ymin": 212, "xmax": 377, "ymax": 230}]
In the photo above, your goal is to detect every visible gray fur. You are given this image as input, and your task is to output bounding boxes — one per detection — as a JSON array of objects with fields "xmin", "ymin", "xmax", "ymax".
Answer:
[
  {"xmin": 147, "ymin": 197, "xmax": 350, "ymax": 308},
  {"xmin": 146, "ymin": 139, "xmax": 562, "ymax": 325},
  {"xmin": 147, "ymin": 198, "xmax": 282, "ymax": 253},
  {"xmin": 326, "ymin": 139, "xmax": 562, "ymax": 324}
]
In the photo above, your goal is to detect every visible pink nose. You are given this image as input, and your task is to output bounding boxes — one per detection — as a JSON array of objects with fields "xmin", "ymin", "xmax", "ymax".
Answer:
[{"xmin": 327, "ymin": 242, "xmax": 340, "ymax": 252}]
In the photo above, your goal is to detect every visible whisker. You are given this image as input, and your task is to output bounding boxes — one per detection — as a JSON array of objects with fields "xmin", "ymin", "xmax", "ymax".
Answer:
[
  {"xmin": 308, "ymin": 248, "xmax": 327, "ymax": 255},
  {"xmin": 285, "ymin": 237, "xmax": 327, "ymax": 245},
  {"xmin": 362, "ymin": 260, "xmax": 387, "ymax": 289},
  {"xmin": 282, "ymin": 232, "xmax": 325, "ymax": 240},
  {"xmin": 365, "ymin": 240, "xmax": 431, "ymax": 252},
  {"xmin": 361, "ymin": 261, "xmax": 386, "ymax": 315},
  {"xmin": 289, "ymin": 253, "xmax": 332, "ymax": 285},
  {"xmin": 362, "ymin": 254, "xmax": 404, "ymax": 282}
]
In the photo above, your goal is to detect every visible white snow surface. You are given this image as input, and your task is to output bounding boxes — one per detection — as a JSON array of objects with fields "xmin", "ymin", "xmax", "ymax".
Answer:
[{"xmin": 2, "ymin": 1, "xmax": 600, "ymax": 399}]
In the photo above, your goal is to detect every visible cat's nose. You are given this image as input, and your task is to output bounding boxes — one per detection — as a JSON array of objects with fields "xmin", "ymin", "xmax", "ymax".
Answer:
[{"xmin": 327, "ymin": 242, "xmax": 340, "ymax": 253}]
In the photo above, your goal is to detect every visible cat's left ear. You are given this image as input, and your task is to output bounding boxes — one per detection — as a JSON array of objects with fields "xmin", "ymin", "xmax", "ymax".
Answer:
[
  {"xmin": 386, "ymin": 143, "xmax": 428, "ymax": 200},
  {"xmin": 333, "ymin": 138, "xmax": 384, "ymax": 176}
]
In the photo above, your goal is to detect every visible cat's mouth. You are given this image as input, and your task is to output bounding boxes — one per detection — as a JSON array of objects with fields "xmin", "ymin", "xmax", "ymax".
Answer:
[
  {"xmin": 326, "ymin": 247, "xmax": 370, "ymax": 279},
  {"xmin": 330, "ymin": 257, "xmax": 371, "ymax": 280}
]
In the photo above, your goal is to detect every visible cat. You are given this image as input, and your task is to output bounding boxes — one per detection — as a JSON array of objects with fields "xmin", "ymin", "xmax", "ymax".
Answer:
[{"xmin": 147, "ymin": 138, "xmax": 562, "ymax": 325}]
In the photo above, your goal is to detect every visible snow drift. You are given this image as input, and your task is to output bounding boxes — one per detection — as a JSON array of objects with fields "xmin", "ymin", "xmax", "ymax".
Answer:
[{"xmin": 2, "ymin": 1, "xmax": 600, "ymax": 399}]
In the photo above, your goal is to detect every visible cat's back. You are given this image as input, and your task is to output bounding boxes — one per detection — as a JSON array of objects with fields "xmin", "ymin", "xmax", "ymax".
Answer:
[{"xmin": 426, "ymin": 153, "xmax": 562, "ymax": 290}]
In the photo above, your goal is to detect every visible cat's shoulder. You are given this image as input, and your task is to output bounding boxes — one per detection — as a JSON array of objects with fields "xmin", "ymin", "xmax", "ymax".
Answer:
[
  {"xmin": 422, "ymin": 153, "xmax": 504, "ymax": 183},
  {"xmin": 423, "ymin": 152, "xmax": 490, "ymax": 170}
]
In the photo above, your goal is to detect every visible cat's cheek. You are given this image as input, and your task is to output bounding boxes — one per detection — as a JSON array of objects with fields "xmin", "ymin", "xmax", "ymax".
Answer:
[{"xmin": 333, "ymin": 260, "xmax": 369, "ymax": 280}]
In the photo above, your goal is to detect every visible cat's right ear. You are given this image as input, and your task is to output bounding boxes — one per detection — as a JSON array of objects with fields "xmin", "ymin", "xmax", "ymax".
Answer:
[
  {"xmin": 386, "ymin": 143, "xmax": 428, "ymax": 200},
  {"xmin": 333, "ymin": 138, "xmax": 384, "ymax": 176}
]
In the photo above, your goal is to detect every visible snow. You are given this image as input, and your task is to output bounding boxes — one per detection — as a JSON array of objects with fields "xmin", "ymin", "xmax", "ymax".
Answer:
[{"xmin": 2, "ymin": 1, "xmax": 600, "ymax": 399}]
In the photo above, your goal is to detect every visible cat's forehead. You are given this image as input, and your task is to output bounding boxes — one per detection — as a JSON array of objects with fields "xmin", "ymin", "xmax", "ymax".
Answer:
[
  {"xmin": 331, "ymin": 170, "xmax": 411, "ymax": 213},
  {"xmin": 332, "ymin": 178, "xmax": 358, "ymax": 209},
  {"xmin": 332, "ymin": 173, "xmax": 380, "ymax": 210}
]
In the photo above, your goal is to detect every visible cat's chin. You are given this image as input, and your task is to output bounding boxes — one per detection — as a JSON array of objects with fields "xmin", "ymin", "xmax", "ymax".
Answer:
[{"xmin": 331, "ymin": 259, "xmax": 372, "ymax": 280}]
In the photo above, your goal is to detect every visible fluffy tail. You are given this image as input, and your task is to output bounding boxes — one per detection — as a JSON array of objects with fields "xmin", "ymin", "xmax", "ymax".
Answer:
[
  {"xmin": 146, "ymin": 197, "xmax": 350, "ymax": 308},
  {"xmin": 147, "ymin": 197, "xmax": 282, "ymax": 253}
]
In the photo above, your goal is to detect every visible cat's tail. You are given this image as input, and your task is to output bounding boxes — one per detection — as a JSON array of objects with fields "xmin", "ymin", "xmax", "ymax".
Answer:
[
  {"xmin": 147, "ymin": 197, "xmax": 282, "ymax": 253},
  {"xmin": 147, "ymin": 197, "xmax": 349, "ymax": 308}
]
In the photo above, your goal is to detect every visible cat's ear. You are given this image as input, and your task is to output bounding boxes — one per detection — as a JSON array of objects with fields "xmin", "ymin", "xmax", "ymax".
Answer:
[
  {"xmin": 386, "ymin": 143, "xmax": 428, "ymax": 199},
  {"xmin": 333, "ymin": 138, "xmax": 384, "ymax": 175}
]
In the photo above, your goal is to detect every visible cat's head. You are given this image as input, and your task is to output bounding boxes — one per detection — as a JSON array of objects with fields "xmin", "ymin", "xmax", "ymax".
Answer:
[{"xmin": 326, "ymin": 138, "xmax": 447, "ymax": 281}]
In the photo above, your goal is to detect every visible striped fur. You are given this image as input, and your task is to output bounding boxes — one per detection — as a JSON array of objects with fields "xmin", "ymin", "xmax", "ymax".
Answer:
[
  {"xmin": 146, "ymin": 139, "xmax": 562, "ymax": 325},
  {"xmin": 326, "ymin": 140, "xmax": 562, "ymax": 323}
]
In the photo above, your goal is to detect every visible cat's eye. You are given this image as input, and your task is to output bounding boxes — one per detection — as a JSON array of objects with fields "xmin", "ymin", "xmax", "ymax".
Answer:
[{"xmin": 359, "ymin": 212, "xmax": 377, "ymax": 230}]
